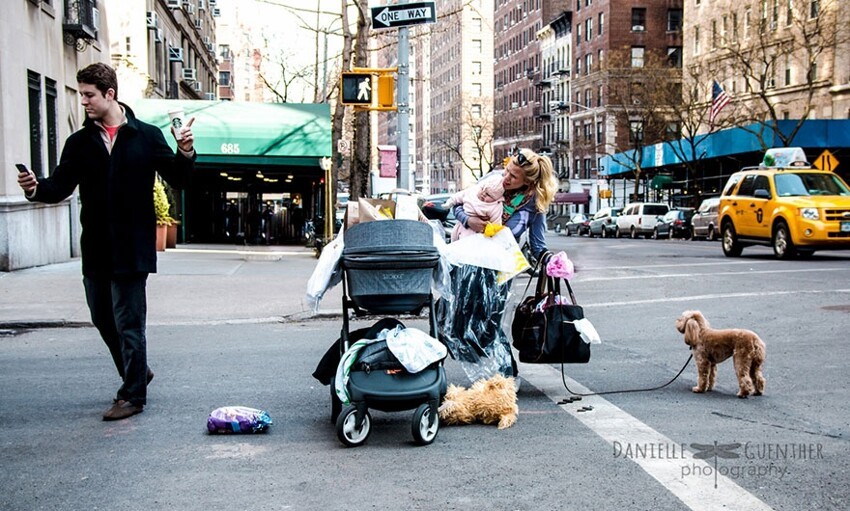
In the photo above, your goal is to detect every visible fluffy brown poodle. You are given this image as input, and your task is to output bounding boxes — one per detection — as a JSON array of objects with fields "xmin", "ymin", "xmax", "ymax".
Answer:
[
  {"xmin": 675, "ymin": 310, "xmax": 766, "ymax": 398},
  {"xmin": 438, "ymin": 374, "xmax": 518, "ymax": 429}
]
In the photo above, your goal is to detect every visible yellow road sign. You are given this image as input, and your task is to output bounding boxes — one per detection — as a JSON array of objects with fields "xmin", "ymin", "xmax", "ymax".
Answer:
[{"xmin": 813, "ymin": 149, "xmax": 839, "ymax": 172}]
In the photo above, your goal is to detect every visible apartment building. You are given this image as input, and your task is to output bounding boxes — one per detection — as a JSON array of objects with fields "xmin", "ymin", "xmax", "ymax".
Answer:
[
  {"xmin": 686, "ymin": 0, "xmax": 850, "ymax": 125},
  {"xmin": 1, "ymin": 0, "xmax": 107, "ymax": 271},
  {"xmin": 426, "ymin": 0, "xmax": 495, "ymax": 194},
  {"xmin": 109, "ymin": 0, "xmax": 219, "ymax": 102},
  {"xmin": 493, "ymin": 0, "xmax": 569, "ymax": 164}
]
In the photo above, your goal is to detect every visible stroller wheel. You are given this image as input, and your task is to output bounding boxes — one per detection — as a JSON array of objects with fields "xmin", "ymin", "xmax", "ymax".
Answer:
[
  {"xmin": 411, "ymin": 403, "xmax": 439, "ymax": 446},
  {"xmin": 336, "ymin": 406, "xmax": 371, "ymax": 447}
]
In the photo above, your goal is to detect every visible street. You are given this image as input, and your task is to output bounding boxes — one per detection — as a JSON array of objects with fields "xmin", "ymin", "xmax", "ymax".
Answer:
[{"xmin": 1, "ymin": 236, "xmax": 849, "ymax": 510}]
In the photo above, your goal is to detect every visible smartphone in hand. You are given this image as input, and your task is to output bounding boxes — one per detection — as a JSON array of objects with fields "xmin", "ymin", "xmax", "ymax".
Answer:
[{"xmin": 15, "ymin": 163, "xmax": 32, "ymax": 175}]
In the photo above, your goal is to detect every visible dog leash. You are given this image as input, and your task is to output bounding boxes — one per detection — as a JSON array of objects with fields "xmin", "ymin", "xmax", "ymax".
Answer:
[{"xmin": 557, "ymin": 354, "xmax": 693, "ymax": 401}]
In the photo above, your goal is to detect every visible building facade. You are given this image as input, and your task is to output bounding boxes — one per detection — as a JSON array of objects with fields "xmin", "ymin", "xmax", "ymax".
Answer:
[{"xmin": 1, "ymin": 0, "xmax": 107, "ymax": 271}]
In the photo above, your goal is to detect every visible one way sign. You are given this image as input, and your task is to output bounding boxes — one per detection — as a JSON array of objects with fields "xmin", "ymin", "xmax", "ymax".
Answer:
[{"xmin": 371, "ymin": 1, "xmax": 437, "ymax": 30}]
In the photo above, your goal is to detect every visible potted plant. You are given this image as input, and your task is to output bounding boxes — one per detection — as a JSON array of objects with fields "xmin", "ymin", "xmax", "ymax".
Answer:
[{"xmin": 153, "ymin": 177, "xmax": 173, "ymax": 251}]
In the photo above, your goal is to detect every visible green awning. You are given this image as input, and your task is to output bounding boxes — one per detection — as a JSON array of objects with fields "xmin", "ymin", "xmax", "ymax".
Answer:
[
  {"xmin": 128, "ymin": 99, "xmax": 332, "ymax": 167},
  {"xmin": 650, "ymin": 175, "xmax": 674, "ymax": 190}
]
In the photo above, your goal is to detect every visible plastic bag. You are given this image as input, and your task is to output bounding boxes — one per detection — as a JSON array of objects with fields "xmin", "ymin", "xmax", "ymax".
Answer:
[
  {"xmin": 207, "ymin": 406, "xmax": 273, "ymax": 434},
  {"xmin": 442, "ymin": 228, "xmax": 529, "ymax": 284},
  {"xmin": 385, "ymin": 326, "xmax": 448, "ymax": 373},
  {"xmin": 436, "ymin": 265, "xmax": 514, "ymax": 382},
  {"xmin": 428, "ymin": 220, "xmax": 453, "ymax": 300},
  {"xmin": 305, "ymin": 228, "xmax": 344, "ymax": 311}
]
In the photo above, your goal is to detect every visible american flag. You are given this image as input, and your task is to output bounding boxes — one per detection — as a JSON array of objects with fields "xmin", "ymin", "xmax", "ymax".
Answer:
[{"xmin": 709, "ymin": 80, "xmax": 731, "ymax": 125}]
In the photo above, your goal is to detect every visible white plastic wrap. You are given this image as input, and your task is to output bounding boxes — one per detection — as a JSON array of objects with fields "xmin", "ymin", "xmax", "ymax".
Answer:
[
  {"xmin": 385, "ymin": 326, "xmax": 448, "ymax": 373},
  {"xmin": 305, "ymin": 229, "xmax": 344, "ymax": 311}
]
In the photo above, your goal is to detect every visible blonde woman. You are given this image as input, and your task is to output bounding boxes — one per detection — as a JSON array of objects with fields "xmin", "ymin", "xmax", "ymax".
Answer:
[
  {"xmin": 455, "ymin": 148, "xmax": 557, "ymax": 261},
  {"xmin": 441, "ymin": 148, "xmax": 558, "ymax": 380}
]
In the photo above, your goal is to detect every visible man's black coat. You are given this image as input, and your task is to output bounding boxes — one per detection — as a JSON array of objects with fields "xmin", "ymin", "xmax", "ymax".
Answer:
[{"xmin": 30, "ymin": 103, "xmax": 194, "ymax": 277}]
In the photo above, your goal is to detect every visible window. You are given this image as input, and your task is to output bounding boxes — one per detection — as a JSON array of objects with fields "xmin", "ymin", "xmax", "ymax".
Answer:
[
  {"xmin": 585, "ymin": 53, "xmax": 592, "ymax": 74},
  {"xmin": 732, "ymin": 13, "xmax": 739, "ymax": 39},
  {"xmin": 472, "ymin": 104, "xmax": 482, "ymax": 118},
  {"xmin": 27, "ymin": 70, "xmax": 42, "ymax": 176},
  {"xmin": 668, "ymin": 9, "xmax": 682, "ymax": 32},
  {"xmin": 667, "ymin": 47, "xmax": 682, "ymax": 68},
  {"xmin": 808, "ymin": 61, "xmax": 818, "ymax": 82},
  {"xmin": 598, "ymin": 13, "xmax": 604, "ymax": 35},
  {"xmin": 45, "ymin": 78, "xmax": 58, "ymax": 174},
  {"xmin": 585, "ymin": 18, "xmax": 592, "ymax": 40},
  {"xmin": 711, "ymin": 20, "xmax": 718, "ymax": 49},
  {"xmin": 597, "ymin": 84, "xmax": 603, "ymax": 107},
  {"xmin": 694, "ymin": 26, "xmax": 701, "ymax": 54},
  {"xmin": 631, "ymin": 8, "xmax": 646, "ymax": 31},
  {"xmin": 473, "ymin": 82, "xmax": 482, "ymax": 96},
  {"xmin": 631, "ymin": 46, "xmax": 645, "ymax": 68},
  {"xmin": 629, "ymin": 120, "xmax": 644, "ymax": 143},
  {"xmin": 219, "ymin": 71, "xmax": 231, "ymax": 87},
  {"xmin": 585, "ymin": 89, "xmax": 591, "ymax": 108},
  {"xmin": 472, "ymin": 39, "xmax": 482, "ymax": 52},
  {"xmin": 810, "ymin": 0, "xmax": 819, "ymax": 19},
  {"xmin": 785, "ymin": 55, "xmax": 792, "ymax": 85},
  {"xmin": 596, "ymin": 121, "xmax": 603, "ymax": 143},
  {"xmin": 472, "ymin": 61, "xmax": 482, "ymax": 75},
  {"xmin": 666, "ymin": 122, "xmax": 681, "ymax": 141}
]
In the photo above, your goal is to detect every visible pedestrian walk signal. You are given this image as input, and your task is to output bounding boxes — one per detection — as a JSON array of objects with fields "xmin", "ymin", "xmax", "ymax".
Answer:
[{"xmin": 341, "ymin": 73, "xmax": 372, "ymax": 105}]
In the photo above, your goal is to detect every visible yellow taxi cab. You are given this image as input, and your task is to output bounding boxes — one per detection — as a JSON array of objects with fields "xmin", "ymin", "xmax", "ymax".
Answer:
[{"xmin": 718, "ymin": 147, "xmax": 850, "ymax": 259}]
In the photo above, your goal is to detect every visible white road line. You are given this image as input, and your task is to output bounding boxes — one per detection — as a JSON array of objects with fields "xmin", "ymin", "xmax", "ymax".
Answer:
[
  {"xmin": 578, "ymin": 266, "xmax": 850, "ymax": 283},
  {"xmin": 520, "ymin": 363, "xmax": 775, "ymax": 511},
  {"xmin": 584, "ymin": 288, "xmax": 850, "ymax": 308}
]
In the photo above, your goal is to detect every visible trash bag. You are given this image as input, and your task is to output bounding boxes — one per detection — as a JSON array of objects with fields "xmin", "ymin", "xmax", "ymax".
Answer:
[
  {"xmin": 436, "ymin": 264, "xmax": 514, "ymax": 382},
  {"xmin": 207, "ymin": 406, "xmax": 272, "ymax": 434}
]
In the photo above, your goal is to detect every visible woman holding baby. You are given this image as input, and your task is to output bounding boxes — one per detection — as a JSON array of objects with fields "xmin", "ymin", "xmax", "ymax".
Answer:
[{"xmin": 438, "ymin": 148, "xmax": 558, "ymax": 380}]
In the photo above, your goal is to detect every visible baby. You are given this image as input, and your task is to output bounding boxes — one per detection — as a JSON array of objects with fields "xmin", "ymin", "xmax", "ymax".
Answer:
[{"xmin": 449, "ymin": 179, "xmax": 505, "ymax": 241}]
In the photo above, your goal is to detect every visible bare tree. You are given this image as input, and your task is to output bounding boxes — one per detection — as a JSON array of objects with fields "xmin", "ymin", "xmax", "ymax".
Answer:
[
  {"xmin": 604, "ymin": 49, "xmax": 680, "ymax": 200},
  {"xmin": 431, "ymin": 94, "xmax": 495, "ymax": 182},
  {"xmin": 710, "ymin": 0, "xmax": 848, "ymax": 148}
]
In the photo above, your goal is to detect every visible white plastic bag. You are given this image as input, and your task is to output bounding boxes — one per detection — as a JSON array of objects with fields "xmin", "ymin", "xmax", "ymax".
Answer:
[
  {"xmin": 305, "ymin": 229, "xmax": 344, "ymax": 311},
  {"xmin": 385, "ymin": 326, "xmax": 447, "ymax": 373},
  {"xmin": 442, "ymin": 227, "xmax": 529, "ymax": 283}
]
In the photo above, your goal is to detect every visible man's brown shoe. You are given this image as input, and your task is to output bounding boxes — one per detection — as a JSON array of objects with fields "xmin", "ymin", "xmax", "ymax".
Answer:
[
  {"xmin": 103, "ymin": 401, "xmax": 144, "ymax": 421},
  {"xmin": 112, "ymin": 369, "xmax": 155, "ymax": 403}
]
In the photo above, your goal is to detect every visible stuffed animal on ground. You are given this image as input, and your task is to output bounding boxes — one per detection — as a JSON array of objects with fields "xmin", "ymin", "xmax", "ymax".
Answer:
[
  {"xmin": 675, "ymin": 310, "xmax": 766, "ymax": 398},
  {"xmin": 438, "ymin": 374, "xmax": 518, "ymax": 429}
]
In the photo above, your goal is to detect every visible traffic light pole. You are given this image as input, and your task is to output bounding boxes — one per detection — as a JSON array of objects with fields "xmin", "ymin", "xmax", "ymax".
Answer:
[{"xmin": 397, "ymin": 25, "xmax": 410, "ymax": 191}]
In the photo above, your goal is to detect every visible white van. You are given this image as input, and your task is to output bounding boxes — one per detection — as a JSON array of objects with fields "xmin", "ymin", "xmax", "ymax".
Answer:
[{"xmin": 615, "ymin": 202, "xmax": 670, "ymax": 238}]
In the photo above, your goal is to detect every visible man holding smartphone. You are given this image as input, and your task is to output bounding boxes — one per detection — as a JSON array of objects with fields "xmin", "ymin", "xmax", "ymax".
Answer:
[{"xmin": 16, "ymin": 63, "xmax": 196, "ymax": 421}]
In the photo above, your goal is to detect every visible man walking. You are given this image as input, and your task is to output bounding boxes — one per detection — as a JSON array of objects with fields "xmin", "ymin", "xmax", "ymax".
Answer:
[{"xmin": 16, "ymin": 63, "xmax": 196, "ymax": 421}]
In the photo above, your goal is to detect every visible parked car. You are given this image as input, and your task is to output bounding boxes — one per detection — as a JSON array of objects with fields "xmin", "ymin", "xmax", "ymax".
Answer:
[
  {"xmin": 588, "ymin": 207, "xmax": 622, "ymax": 238},
  {"xmin": 691, "ymin": 197, "xmax": 720, "ymax": 241},
  {"xmin": 615, "ymin": 202, "xmax": 670, "ymax": 238},
  {"xmin": 652, "ymin": 208, "xmax": 695, "ymax": 239},
  {"xmin": 564, "ymin": 213, "xmax": 590, "ymax": 236},
  {"xmin": 719, "ymin": 147, "xmax": 850, "ymax": 259},
  {"xmin": 421, "ymin": 192, "xmax": 456, "ymax": 242}
]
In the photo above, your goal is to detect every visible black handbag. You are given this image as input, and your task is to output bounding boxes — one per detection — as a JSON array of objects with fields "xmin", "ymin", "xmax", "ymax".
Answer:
[{"xmin": 511, "ymin": 256, "xmax": 591, "ymax": 364}]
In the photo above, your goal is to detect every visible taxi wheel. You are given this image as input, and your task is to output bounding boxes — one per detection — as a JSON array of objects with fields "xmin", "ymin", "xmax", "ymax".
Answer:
[
  {"xmin": 772, "ymin": 221, "xmax": 797, "ymax": 260},
  {"xmin": 721, "ymin": 221, "xmax": 743, "ymax": 257}
]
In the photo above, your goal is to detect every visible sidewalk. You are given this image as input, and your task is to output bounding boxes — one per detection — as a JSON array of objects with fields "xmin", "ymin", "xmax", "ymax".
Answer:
[{"xmin": 0, "ymin": 243, "xmax": 341, "ymax": 329}]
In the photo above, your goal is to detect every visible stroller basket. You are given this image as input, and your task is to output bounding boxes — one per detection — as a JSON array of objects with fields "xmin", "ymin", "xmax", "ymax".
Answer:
[{"xmin": 343, "ymin": 220, "xmax": 438, "ymax": 314}]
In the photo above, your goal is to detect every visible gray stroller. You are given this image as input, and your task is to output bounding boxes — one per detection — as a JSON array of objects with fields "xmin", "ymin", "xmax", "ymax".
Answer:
[{"xmin": 332, "ymin": 219, "xmax": 447, "ymax": 447}]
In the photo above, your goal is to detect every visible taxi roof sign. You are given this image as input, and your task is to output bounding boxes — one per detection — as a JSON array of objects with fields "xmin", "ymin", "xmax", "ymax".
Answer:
[{"xmin": 760, "ymin": 147, "xmax": 809, "ymax": 168}]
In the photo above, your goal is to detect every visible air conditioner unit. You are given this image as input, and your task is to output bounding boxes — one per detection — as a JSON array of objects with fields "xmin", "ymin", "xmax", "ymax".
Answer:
[
  {"xmin": 166, "ymin": 0, "xmax": 180, "ymax": 8},
  {"xmin": 209, "ymin": 0, "xmax": 217, "ymax": 5},
  {"xmin": 632, "ymin": 25, "xmax": 645, "ymax": 32},
  {"xmin": 193, "ymin": 82, "xmax": 203, "ymax": 92},
  {"xmin": 206, "ymin": 43, "xmax": 215, "ymax": 54},
  {"xmin": 154, "ymin": 28, "xmax": 163, "ymax": 43},
  {"xmin": 186, "ymin": 4, "xmax": 195, "ymax": 15},
  {"xmin": 168, "ymin": 47, "xmax": 184, "ymax": 62},
  {"xmin": 203, "ymin": 36, "xmax": 211, "ymax": 45},
  {"xmin": 212, "ymin": 7, "xmax": 221, "ymax": 17},
  {"xmin": 182, "ymin": 68, "xmax": 197, "ymax": 82},
  {"xmin": 146, "ymin": 11, "xmax": 159, "ymax": 29},
  {"xmin": 194, "ymin": 18, "xmax": 203, "ymax": 29},
  {"xmin": 511, "ymin": 102, "xmax": 519, "ymax": 109},
  {"xmin": 205, "ymin": 92, "xmax": 216, "ymax": 101},
  {"xmin": 199, "ymin": 0, "xmax": 206, "ymax": 9}
]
